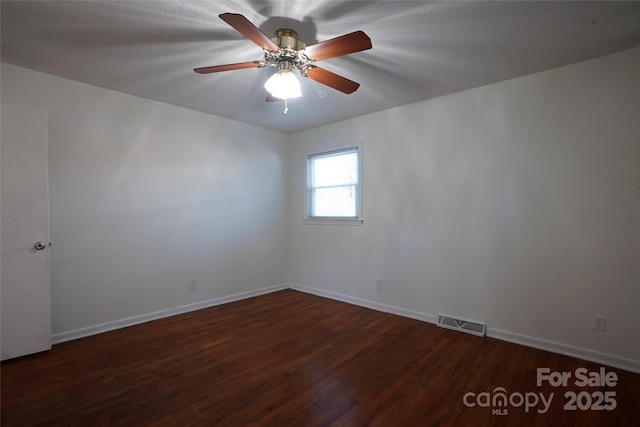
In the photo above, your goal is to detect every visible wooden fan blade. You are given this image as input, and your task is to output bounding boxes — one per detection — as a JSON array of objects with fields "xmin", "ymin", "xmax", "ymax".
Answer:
[
  {"xmin": 305, "ymin": 66, "xmax": 360, "ymax": 94},
  {"xmin": 219, "ymin": 13, "xmax": 280, "ymax": 51},
  {"xmin": 303, "ymin": 31, "xmax": 371, "ymax": 61},
  {"xmin": 194, "ymin": 61, "xmax": 261, "ymax": 74}
]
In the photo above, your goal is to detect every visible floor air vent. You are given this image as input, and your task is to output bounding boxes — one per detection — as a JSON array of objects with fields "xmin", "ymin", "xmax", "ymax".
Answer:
[{"xmin": 437, "ymin": 314, "xmax": 486, "ymax": 337}]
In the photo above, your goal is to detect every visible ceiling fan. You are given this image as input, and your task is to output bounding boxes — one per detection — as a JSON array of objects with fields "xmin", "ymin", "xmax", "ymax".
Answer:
[{"xmin": 194, "ymin": 13, "xmax": 372, "ymax": 111}]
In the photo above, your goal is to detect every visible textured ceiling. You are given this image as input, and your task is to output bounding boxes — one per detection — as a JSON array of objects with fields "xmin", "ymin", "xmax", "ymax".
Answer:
[{"xmin": 2, "ymin": 1, "xmax": 640, "ymax": 133}]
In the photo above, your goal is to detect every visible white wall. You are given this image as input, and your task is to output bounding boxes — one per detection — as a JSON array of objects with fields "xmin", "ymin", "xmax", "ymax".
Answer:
[
  {"xmin": 287, "ymin": 47, "xmax": 640, "ymax": 369},
  {"xmin": 1, "ymin": 63, "xmax": 289, "ymax": 336}
]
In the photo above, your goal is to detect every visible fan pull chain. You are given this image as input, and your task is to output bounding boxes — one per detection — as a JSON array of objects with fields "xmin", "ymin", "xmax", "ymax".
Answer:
[{"xmin": 284, "ymin": 98, "xmax": 289, "ymax": 114}]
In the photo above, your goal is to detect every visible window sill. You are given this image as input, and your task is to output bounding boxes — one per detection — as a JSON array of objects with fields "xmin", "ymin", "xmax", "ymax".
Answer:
[{"xmin": 303, "ymin": 218, "xmax": 364, "ymax": 226}]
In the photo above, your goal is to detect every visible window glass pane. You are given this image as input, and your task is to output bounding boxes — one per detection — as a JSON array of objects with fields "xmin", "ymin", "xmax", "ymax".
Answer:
[
  {"xmin": 312, "ymin": 151, "xmax": 358, "ymax": 187},
  {"xmin": 312, "ymin": 186, "xmax": 357, "ymax": 217}
]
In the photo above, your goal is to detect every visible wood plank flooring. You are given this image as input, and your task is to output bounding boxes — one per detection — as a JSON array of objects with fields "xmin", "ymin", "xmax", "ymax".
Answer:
[{"xmin": 2, "ymin": 289, "xmax": 639, "ymax": 426}]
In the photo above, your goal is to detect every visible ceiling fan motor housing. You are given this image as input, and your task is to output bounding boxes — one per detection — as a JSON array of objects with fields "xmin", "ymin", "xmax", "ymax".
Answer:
[{"xmin": 271, "ymin": 29, "xmax": 306, "ymax": 51}]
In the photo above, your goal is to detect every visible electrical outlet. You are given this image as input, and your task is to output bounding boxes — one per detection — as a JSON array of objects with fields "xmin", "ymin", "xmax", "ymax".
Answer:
[
  {"xmin": 376, "ymin": 278, "xmax": 383, "ymax": 291},
  {"xmin": 593, "ymin": 315, "xmax": 606, "ymax": 332},
  {"xmin": 189, "ymin": 279, "xmax": 197, "ymax": 291}
]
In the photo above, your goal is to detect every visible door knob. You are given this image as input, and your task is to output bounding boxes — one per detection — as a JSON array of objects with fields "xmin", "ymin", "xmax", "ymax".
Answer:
[{"xmin": 34, "ymin": 241, "xmax": 51, "ymax": 251}]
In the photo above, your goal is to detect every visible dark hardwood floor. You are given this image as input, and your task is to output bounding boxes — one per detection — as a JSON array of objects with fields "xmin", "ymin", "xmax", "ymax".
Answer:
[{"xmin": 2, "ymin": 289, "xmax": 639, "ymax": 426}]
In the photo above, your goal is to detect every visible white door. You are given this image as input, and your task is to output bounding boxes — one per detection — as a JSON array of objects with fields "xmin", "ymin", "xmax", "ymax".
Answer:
[{"xmin": 1, "ymin": 104, "xmax": 52, "ymax": 360}]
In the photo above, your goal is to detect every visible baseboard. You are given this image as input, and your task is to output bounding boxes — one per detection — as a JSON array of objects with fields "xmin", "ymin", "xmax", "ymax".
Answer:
[
  {"xmin": 52, "ymin": 283, "xmax": 289, "ymax": 344},
  {"xmin": 288, "ymin": 284, "xmax": 437, "ymax": 324},
  {"xmin": 486, "ymin": 328, "xmax": 640, "ymax": 374},
  {"xmin": 288, "ymin": 283, "xmax": 640, "ymax": 374}
]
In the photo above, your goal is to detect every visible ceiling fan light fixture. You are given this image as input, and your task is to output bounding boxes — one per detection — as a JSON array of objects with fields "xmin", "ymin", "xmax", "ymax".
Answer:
[{"xmin": 264, "ymin": 64, "xmax": 302, "ymax": 100}]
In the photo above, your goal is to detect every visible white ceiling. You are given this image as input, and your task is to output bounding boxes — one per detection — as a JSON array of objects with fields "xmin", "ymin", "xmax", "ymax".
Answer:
[{"xmin": 2, "ymin": 1, "xmax": 640, "ymax": 133}]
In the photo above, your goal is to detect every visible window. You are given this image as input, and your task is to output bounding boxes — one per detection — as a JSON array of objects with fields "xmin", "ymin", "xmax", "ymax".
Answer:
[{"xmin": 305, "ymin": 146, "xmax": 362, "ymax": 225}]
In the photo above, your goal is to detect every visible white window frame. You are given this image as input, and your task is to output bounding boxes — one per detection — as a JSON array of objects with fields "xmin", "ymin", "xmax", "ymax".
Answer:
[{"xmin": 304, "ymin": 143, "xmax": 363, "ymax": 226}]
